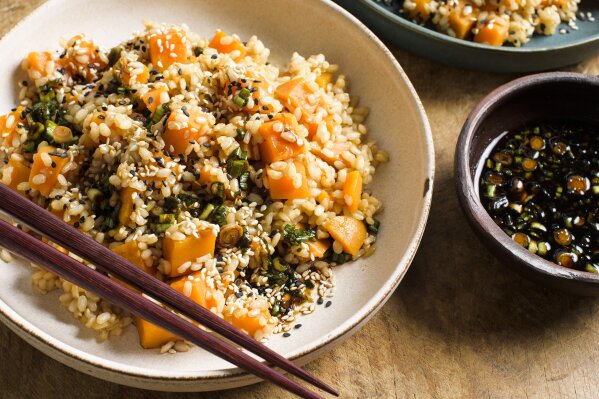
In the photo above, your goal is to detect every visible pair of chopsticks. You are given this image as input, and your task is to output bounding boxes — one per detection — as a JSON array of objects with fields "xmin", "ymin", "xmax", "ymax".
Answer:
[{"xmin": 0, "ymin": 184, "xmax": 337, "ymax": 399}]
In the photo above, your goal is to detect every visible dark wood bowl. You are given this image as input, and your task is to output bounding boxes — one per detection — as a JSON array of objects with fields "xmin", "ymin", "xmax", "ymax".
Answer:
[{"xmin": 455, "ymin": 72, "xmax": 599, "ymax": 296}]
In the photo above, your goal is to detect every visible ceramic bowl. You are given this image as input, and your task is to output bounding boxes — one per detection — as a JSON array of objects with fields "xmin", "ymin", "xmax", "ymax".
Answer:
[
  {"xmin": 455, "ymin": 72, "xmax": 599, "ymax": 296},
  {"xmin": 337, "ymin": 0, "xmax": 599, "ymax": 73},
  {"xmin": 0, "ymin": 0, "xmax": 434, "ymax": 391}
]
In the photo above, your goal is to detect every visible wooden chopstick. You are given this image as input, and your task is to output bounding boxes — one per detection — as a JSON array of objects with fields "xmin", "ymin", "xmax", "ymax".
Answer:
[
  {"xmin": 0, "ymin": 218, "xmax": 324, "ymax": 399},
  {"xmin": 0, "ymin": 184, "xmax": 337, "ymax": 397}
]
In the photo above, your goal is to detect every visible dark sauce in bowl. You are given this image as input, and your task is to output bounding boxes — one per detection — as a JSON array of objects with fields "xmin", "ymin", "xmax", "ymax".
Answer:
[{"xmin": 479, "ymin": 124, "xmax": 598, "ymax": 272}]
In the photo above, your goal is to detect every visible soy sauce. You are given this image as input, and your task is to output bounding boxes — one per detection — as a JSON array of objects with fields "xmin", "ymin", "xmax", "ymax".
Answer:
[{"xmin": 479, "ymin": 124, "xmax": 598, "ymax": 272}]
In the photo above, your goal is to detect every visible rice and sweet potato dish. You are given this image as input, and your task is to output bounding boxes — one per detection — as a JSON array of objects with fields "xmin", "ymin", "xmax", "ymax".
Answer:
[
  {"xmin": 383, "ymin": 0, "xmax": 588, "ymax": 46},
  {"xmin": 0, "ymin": 23, "xmax": 387, "ymax": 352}
]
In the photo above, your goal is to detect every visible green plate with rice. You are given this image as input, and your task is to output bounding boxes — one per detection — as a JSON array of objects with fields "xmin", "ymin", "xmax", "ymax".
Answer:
[{"xmin": 337, "ymin": 0, "xmax": 599, "ymax": 72}]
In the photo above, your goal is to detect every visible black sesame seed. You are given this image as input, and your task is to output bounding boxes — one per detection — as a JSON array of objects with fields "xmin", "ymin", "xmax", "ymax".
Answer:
[
  {"xmin": 118, "ymin": 100, "xmax": 127, "ymax": 105},
  {"xmin": 203, "ymin": 142, "xmax": 211, "ymax": 148},
  {"xmin": 73, "ymin": 222, "xmax": 80, "ymax": 228},
  {"xmin": 211, "ymin": 54, "xmax": 218, "ymax": 59},
  {"xmin": 325, "ymin": 301, "xmax": 332, "ymax": 308},
  {"xmin": 283, "ymin": 332, "xmax": 291, "ymax": 338},
  {"xmin": 51, "ymin": 162, "xmax": 57, "ymax": 168},
  {"xmin": 235, "ymin": 291, "xmax": 243, "ymax": 298},
  {"xmin": 294, "ymin": 324, "xmax": 302, "ymax": 329},
  {"xmin": 317, "ymin": 297, "xmax": 324, "ymax": 305},
  {"xmin": 181, "ymin": 106, "xmax": 190, "ymax": 117}
]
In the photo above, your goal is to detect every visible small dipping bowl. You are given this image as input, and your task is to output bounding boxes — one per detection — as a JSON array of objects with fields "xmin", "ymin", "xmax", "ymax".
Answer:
[{"xmin": 455, "ymin": 72, "xmax": 599, "ymax": 296}]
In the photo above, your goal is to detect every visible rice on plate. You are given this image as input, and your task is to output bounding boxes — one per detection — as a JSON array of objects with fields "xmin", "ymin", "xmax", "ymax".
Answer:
[
  {"xmin": 0, "ymin": 22, "xmax": 387, "ymax": 353},
  {"xmin": 381, "ymin": 0, "xmax": 588, "ymax": 46}
]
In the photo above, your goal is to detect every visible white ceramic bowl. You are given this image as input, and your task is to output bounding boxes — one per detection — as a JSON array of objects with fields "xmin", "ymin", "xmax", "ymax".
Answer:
[{"xmin": 0, "ymin": 0, "xmax": 434, "ymax": 392}]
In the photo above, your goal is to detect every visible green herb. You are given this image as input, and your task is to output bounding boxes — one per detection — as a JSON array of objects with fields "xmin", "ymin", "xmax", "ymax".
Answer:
[
  {"xmin": 238, "ymin": 172, "xmax": 250, "ymax": 191},
  {"xmin": 176, "ymin": 193, "xmax": 200, "ymax": 207},
  {"xmin": 236, "ymin": 127, "xmax": 246, "ymax": 140},
  {"xmin": 210, "ymin": 182, "xmax": 225, "ymax": 200},
  {"xmin": 108, "ymin": 47, "xmax": 122, "ymax": 67},
  {"xmin": 152, "ymin": 102, "xmax": 170, "ymax": 124},
  {"xmin": 329, "ymin": 252, "xmax": 352, "ymax": 265},
  {"xmin": 39, "ymin": 78, "xmax": 61, "ymax": 103},
  {"xmin": 234, "ymin": 87, "xmax": 251, "ymax": 107},
  {"xmin": 44, "ymin": 120, "xmax": 58, "ymax": 143},
  {"xmin": 283, "ymin": 224, "xmax": 316, "ymax": 245},
  {"xmin": 272, "ymin": 257, "xmax": 288, "ymax": 272},
  {"xmin": 149, "ymin": 213, "xmax": 176, "ymax": 234},
  {"xmin": 198, "ymin": 203, "xmax": 215, "ymax": 220},
  {"xmin": 209, "ymin": 204, "xmax": 228, "ymax": 226},
  {"xmin": 117, "ymin": 86, "xmax": 133, "ymax": 95},
  {"xmin": 366, "ymin": 219, "xmax": 380, "ymax": 235},
  {"xmin": 100, "ymin": 202, "xmax": 121, "ymax": 232}
]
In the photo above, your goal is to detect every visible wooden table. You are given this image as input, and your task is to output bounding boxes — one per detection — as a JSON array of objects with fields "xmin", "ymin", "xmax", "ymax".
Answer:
[{"xmin": 3, "ymin": 1, "xmax": 599, "ymax": 398}]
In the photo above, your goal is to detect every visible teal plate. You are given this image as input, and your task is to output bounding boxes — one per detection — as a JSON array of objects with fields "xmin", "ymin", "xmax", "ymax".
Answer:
[{"xmin": 336, "ymin": 0, "xmax": 599, "ymax": 72}]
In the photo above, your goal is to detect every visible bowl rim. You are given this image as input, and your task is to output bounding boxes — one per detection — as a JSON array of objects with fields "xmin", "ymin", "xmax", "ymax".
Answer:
[
  {"xmin": 455, "ymin": 71, "xmax": 599, "ymax": 286},
  {"xmin": 0, "ymin": 0, "xmax": 435, "ymax": 386},
  {"xmin": 358, "ymin": 0, "xmax": 599, "ymax": 53}
]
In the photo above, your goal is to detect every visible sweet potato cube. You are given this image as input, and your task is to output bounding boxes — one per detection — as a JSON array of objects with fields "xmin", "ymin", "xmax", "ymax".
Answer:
[
  {"xmin": 258, "ymin": 113, "xmax": 307, "ymax": 163},
  {"xmin": 118, "ymin": 186, "xmax": 138, "ymax": 226},
  {"xmin": 306, "ymin": 239, "xmax": 331, "ymax": 258},
  {"xmin": 2, "ymin": 157, "xmax": 31, "ymax": 195},
  {"xmin": 266, "ymin": 161, "xmax": 309, "ymax": 200},
  {"xmin": 324, "ymin": 216, "xmax": 367, "ymax": 257},
  {"xmin": 121, "ymin": 63, "xmax": 149, "ymax": 86},
  {"xmin": 449, "ymin": 9, "xmax": 476, "ymax": 39},
  {"xmin": 315, "ymin": 72, "xmax": 333, "ymax": 88},
  {"xmin": 305, "ymin": 114, "xmax": 337, "ymax": 140},
  {"xmin": 343, "ymin": 170, "xmax": 363, "ymax": 213},
  {"xmin": 112, "ymin": 240, "xmax": 150, "ymax": 272},
  {"xmin": 135, "ymin": 317, "xmax": 180, "ymax": 349},
  {"xmin": 171, "ymin": 272, "xmax": 224, "ymax": 314},
  {"xmin": 26, "ymin": 51, "xmax": 53, "ymax": 78},
  {"xmin": 223, "ymin": 298, "xmax": 273, "ymax": 337},
  {"xmin": 0, "ymin": 106, "xmax": 26, "ymax": 147},
  {"xmin": 142, "ymin": 86, "xmax": 169, "ymax": 113},
  {"xmin": 474, "ymin": 17, "xmax": 509, "ymax": 46},
  {"xmin": 149, "ymin": 28, "xmax": 188, "ymax": 72},
  {"xmin": 407, "ymin": 0, "xmax": 432, "ymax": 22},
  {"xmin": 209, "ymin": 30, "xmax": 247, "ymax": 61},
  {"xmin": 163, "ymin": 106, "xmax": 210, "ymax": 156},
  {"xmin": 163, "ymin": 230, "xmax": 217, "ymax": 277},
  {"xmin": 28, "ymin": 146, "xmax": 69, "ymax": 196},
  {"xmin": 275, "ymin": 77, "xmax": 318, "ymax": 114}
]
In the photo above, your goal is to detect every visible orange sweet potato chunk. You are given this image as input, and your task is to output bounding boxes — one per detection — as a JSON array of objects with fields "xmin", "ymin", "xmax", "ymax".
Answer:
[
  {"xmin": 28, "ymin": 146, "xmax": 69, "ymax": 196},
  {"xmin": 407, "ymin": 0, "xmax": 432, "ymax": 22},
  {"xmin": 171, "ymin": 271, "xmax": 224, "ymax": 314},
  {"xmin": 306, "ymin": 239, "xmax": 331, "ymax": 258},
  {"xmin": 324, "ymin": 216, "xmax": 367, "ymax": 257},
  {"xmin": 112, "ymin": 240, "xmax": 151, "ymax": 272},
  {"xmin": 149, "ymin": 28, "xmax": 189, "ymax": 72},
  {"xmin": 135, "ymin": 317, "xmax": 180, "ymax": 349},
  {"xmin": 449, "ymin": 9, "xmax": 477, "ymax": 39},
  {"xmin": 142, "ymin": 86, "xmax": 169, "ymax": 113},
  {"xmin": 2, "ymin": 157, "xmax": 31, "ymax": 195},
  {"xmin": 258, "ymin": 113, "xmax": 307, "ymax": 163},
  {"xmin": 163, "ymin": 106, "xmax": 210, "ymax": 156},
  {"xmin": 26, "ymin": 52, "xmax": 53, "ymax": 78},
  {"xmin": 474, "ymin": 17, "xmax": 509, "ymax": 46},
  {"xmin": 209, "ymin": 30, "xmax": 246, "ymax": 61},
  {"xmin": 343, "ymin": 171, "xmax": 363, "ymax": 213},
  {"xmin": 0, "ymin": 106, "xmax": 26, "ymax": 147},
  {"xmin": 266, "ymin": 161, "xmax": 310, "ymax": 200},
  {"xmin": 275, "ymin": 77, "xmax": 318, "ymax": 115},
  {"xmin": 163, "ymin": 230, "xmax": 217, "ymax": 277}
]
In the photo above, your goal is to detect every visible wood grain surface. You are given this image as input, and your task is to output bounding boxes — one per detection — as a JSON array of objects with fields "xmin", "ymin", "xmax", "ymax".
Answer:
[{"xmin": 2, "ymin": 1, "xmax": 599, "ymax": 398}]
